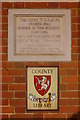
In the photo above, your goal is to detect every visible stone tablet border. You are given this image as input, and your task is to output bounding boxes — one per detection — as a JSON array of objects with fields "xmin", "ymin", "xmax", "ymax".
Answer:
[{"xmin": 8, "ymin": 9, "xmax": 71, "ymax": 61}]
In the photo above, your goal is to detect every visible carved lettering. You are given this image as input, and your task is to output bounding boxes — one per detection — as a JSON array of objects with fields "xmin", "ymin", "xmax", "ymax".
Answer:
[{"xmin": 15, "ymin": 16, "xmax": 65, "ymax": 55}]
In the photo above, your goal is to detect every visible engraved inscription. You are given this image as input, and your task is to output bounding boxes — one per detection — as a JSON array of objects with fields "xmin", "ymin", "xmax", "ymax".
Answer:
[{"xmin": 15, "ymin": 16, "xmax": 65, "ymax": 55}]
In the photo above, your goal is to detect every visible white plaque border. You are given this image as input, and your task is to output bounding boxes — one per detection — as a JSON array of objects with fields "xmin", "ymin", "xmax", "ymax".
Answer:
[{"xmin": 8, "ymin": 9, "xmax": 71, "ymax": 61}]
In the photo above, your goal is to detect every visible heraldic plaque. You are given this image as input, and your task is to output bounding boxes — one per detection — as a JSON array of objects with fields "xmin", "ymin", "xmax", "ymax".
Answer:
[{"xmin": 27, "ymin": 67, "xmax": 58, "ymax": 111}]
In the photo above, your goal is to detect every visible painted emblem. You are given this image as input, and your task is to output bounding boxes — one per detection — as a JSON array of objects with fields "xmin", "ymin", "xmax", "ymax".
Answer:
[
  {"xmin": 27, "ymin": 67, "xmax": 58, "ymax": 110},
  {"xmin": 34, "ymin": 76, "xmax": 51, "ymax": 96}
]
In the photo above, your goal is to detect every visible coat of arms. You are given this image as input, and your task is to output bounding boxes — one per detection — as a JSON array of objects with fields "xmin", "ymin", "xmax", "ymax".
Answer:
[{"xmin": 34, "ymin": 76, "xmax": 51, "ymax": 96}]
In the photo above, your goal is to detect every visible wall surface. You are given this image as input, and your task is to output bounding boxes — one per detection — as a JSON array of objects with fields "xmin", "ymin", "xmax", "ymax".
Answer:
[
  {"xmin": 1, "ymin": 2, "xmax": 80, "ymax": 120},
  {"xmin": 0, "ymin": 2, "xmax": 2, "ymax": 120}
]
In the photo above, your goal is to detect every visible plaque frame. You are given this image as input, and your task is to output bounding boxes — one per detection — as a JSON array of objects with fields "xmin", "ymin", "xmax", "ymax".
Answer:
[
  {"xmin": 8, "ymin": 9, "xmax": 71, "ymax": 61},
  {"xmin": 26, "ymin": 66, "xmax": 59, "ymax": 111}
]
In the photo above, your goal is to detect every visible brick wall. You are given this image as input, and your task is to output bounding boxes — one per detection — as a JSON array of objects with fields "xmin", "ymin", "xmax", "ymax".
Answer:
[
  {"xmin": 1, "ymin": 2, "xmax": 80, "ymax": 119},
  {"xmin": 0, "ymin": 1, "xmax": 2, "ymax": 120}
]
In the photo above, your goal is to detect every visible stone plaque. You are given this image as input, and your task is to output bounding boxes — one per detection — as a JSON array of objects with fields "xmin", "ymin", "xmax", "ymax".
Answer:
[
  {"xmin": 26, "ymin": 67, "xmax": 58, "ymax": 111},
  {"xmin": 8, "ymin": 9, "xmax": 71, "ymax": 61},
  {"xmin": 16, "ymin": 16, "xmax": 65, "ymax": 55}
]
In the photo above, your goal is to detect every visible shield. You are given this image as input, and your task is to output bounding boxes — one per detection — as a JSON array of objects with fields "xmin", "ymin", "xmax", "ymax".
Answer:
[{"xmin": 34, "ymin": 75, "xmax": 51, "ymax": 96}]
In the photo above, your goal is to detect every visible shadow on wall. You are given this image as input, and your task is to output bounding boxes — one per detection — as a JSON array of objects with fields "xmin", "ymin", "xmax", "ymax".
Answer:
[{"xmin": 68, "ymin": 112, "xmax": 80, "ymax": 120}]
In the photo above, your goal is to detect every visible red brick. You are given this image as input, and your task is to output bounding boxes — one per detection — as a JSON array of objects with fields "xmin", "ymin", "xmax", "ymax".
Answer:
[
  {"xmin": 0, "ymin": 107, "xmax": 1, "ymax": 113},
  {"xmin": 61, "ymin": 91, "xmax": 78, "ymax": 98},
  {"xmin": 2, "ymin": 114, "xmax": 8, "ymax": 119},
  {"xmin": 2, "ymin": 77, "xmax": 14, "ymax": 83},
  {"xmin": 60, "ymin": 106, "xmax": 78, "ymax": 113},
  {"xmin": 61, "ymin": 76, "xmax": 78, "ymax": 83},
  {"xmin": 71, "ymin": 9, "xmax": 77, "ymax": 16},
  {"xmin": 33, "ymin": 113, "xmax": 43, "ymax": 118},
  {"xmin": 2, "ymin": 106, "xmax": 14, "ymax": 113},
  {"xmin": 0, "ymin": 2, "xmax": 2, "ymax": 8},
  {"xmin": 71, "ymin": 54, "xmax": 78, "ymax": 61},
  {"xmin": 24, "ymin": 2, "xmax": 30, "ymax": 8},
  {"xmin": 2, "ymin": 47, "xmax": 8, "ymax": 53},
  {"xmin": 15, "ymin": 77, "xmax": 25, "ymax": 83},
  {"xmin": 78, "ymin": 48, "xmax": 80, "ymax": 53},
  {"xmin": 78, "ymin": 69, "xmax": 80, "ymax": 75},
  {"xmin": 0, "ymin": 99, "xmax": 2, "ymax": 105},
  {"xmin": 0, "ymin": 16, "xmax": 2, "ymax": 23},
  {"xmin": 24, "ymin": 62, "xmax": 59, "ymax": 67},
  {"xmin": 2, "ymin": 24, "xmax": 8, "ymax": 30},
  {"xmin": 59, "ymin": 99, "xmax": 67, "ymax": 106},
  {"xmin": 72, "ymin": 47, "xmax": 79, "ymax": 53},
  {"xmin": 0, "ymin": 24, "xmax": 2, "ymax": 31},
  {"xmin": 0, "ymin": 47, "xmax": 2, "ymax": 53},
  {"xmin": 72, "ymin": 32, "xmax": 79, "ymax": 38},
  {"xmin": 68, "ymin": 99, "xmax": 78, "ymax": 105},
  {"xmin": 0, "ymin": 41, "xmax": 2, "ymax": 46},
  {"xmin": 0, "ymin": 32, "xmax": 2, "ymax": 38},
  {"xmin": 67, "ymin": 114, "xmax": 74, "ymax": 119},
  {"xmin": 71, "ymin": 24, "xmax": 77, "ymax": 30},
  {"xmin": 0, "ymin": 54, "xmax": 2, "ymax": 61},
  {"xmin": 2, "ymin": 99, "xmax": 8, "ymax": 105},
  {"xmin": 2, "ymin": 54, "xmax": 8, "ymax": 61},
  {"xmin": 10, "ymin": 99, "xmax": 26, "ymax": 106},
  {"xmin": 1, "ymin": 2, "xmax": 80, "ymax": 117},
  {"xmin": 2, "ymin": 2, "xmax": 13, "ymax": 8},
  {"xmin": 2, "ymin": 9, "xmax": 8, "ymax": 15},
  {"xmin": 48, "ymin": 2, "xmax": 58, "ymax": 8},
  {"xmin": 9, "ymin": 84, "xmax": 26, "ymax": 91},
  {"xmin": 78, "ymin": 24, "xmax": 80, "ymax": 30},
  {"xmin": 8, "ymin": 69, "xmax": 26, "ymax": 76},
  {"xmin": 67, "ymin": 84, "xmax": 78, "ymax": 90},
  {"xmin": 15, "ymin": 107, "xmax": 25, "ymax": 113},
  {"xmin": 44, "ymin": 113, "xmax": 67, "ymax": 118},
  {"xmin": 2, "ymin": 92, "xmax": 14, "ymax": 98},
  {"xmin": 30, "ymin": 2, "xmax": 47, "ymax": 8},
  {"xmin": 59, "ymin": 2, "xmax": 79, "ymax": 8},
  {"xmin": 78, "ymin": 10, "xmax": 80, "ymax": 17},
  {"xmin": 2, "ymin": 69, "xmax": 8, "ymax": 76},
  {"xmin": 13, "ymin": 2, "xmax": 24, "ymax": 8},
  {"xmin": 14, "ymin": 62, "xmax": 24, "ymax": 68},
  {"xmin": 79, "ymin": 62, "xmax": 80, "ymax": 69},
  {"xmin": 15, "ymin": 92, "xmax": 25, "ymax": 98},
  {"xmin": 59, "ymin": 62, "xmax": 78, "ymax": 68},
  {"xmin": 0, "ymin": 63, "xmax": 2, "ymax": 69},
  {"xmin": 2, "ymin": 62, "xmax": 13, "ymax": 68},
  {"xmin": 59, "ymin": 84, "xmax": 67, "ymax": 91},
  {"xmin": 0, "ymin": 71, "xmax": 2, "ymax": 76},
  {"xmin": 59, "ymin": 69, "xmax": 66, "ymax": 75},
  {"xmin": 66, "ymin": 69, "xmax": 77, "ymax": 75},
  {"xmin": 71, "ymin": 17, "xmax": 78, "ymax": 23},
  {"xmin": 2, "ymin": 39, "xmax": 8, "ymax": 46},
  {"xmin": 78, "ymin": 84, "xmax": 80, "ymax": 92},
  {"xmin": 10, "ymin": 114, "xmax": 33, "ymax": 118},
  {"xmin": 2, "ymin": 84, "xmax": 8, "ymax": 91},
  {"xmin": 72, "ymin": 39, "xmax": 78, "ymax": 46},
  {"xmin": 2, "ymin": 32, "xmax": 8, "ymax": 38},
  {"xmin": 79, "ymin": 99, "xmax": 80, "ymax": 105},
  {"xmin": 0, "ymin": 61, "xmax": 2, "ymax": 67},
  {"xmin": 79, "ymin": 54, "xmax": 80, "ymax": 60},
  {"xmin": 2, "ymin": 16, "xmax": 8, "ymax": 23}
]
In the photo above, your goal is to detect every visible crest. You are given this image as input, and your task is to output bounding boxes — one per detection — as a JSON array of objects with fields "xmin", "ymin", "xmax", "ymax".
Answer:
[{"xmin": 34, "ymin": 76, "xmax": 51, "ymax": 96}]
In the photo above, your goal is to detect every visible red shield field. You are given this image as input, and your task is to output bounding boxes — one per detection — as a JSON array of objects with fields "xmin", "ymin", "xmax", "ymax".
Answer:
[{"xmin": 34, "ymin": 76, "xmax": 51, "ymax": 96}]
